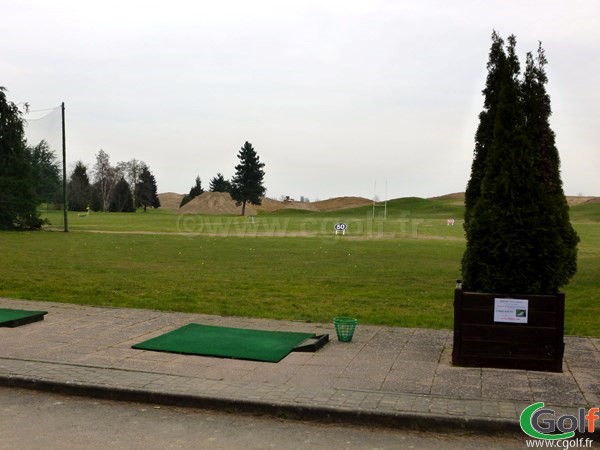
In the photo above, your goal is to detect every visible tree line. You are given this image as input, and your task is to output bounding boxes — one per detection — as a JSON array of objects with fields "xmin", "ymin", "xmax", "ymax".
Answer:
[
  {"xmin": 68, "ymin": 141, "xmax": 266, "ymax": 216},
  {"xmin": 2, "ymin": 85, "xmax": 266, "ymax": 229},
  {"xmin": 68, "ymin": 150, "xmax": 160, "ymax": 213}
]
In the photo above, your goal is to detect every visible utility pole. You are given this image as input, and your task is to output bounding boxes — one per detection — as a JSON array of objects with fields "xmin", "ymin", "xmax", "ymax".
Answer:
[{"xmin": 61, "ymin": 102, "xmax": 68, "ymax": 232}]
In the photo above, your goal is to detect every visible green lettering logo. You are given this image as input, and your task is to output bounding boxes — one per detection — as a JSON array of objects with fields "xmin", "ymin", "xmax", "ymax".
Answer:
[{"xmin": 520, "ymin": 402, "xmax": 575, "ymax": 440}]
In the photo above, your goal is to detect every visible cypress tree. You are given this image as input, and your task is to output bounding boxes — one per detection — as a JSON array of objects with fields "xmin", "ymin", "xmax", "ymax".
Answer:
[
  {"xmin": 521, "ymin": 43, "xmax": 579, "ymax": 292},
  {"xmin": 461, "ymin": 33, "xmax": 578, "ymax": 295},
  {"xmin": 464, "ymin": 31, "xmax": 506, "ymax": 231}
]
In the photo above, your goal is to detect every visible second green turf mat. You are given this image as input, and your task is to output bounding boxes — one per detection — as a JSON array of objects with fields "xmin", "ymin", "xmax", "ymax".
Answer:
[{"xmin": 132, "ymin": 323, "xmax": 315, "ymax": 362}]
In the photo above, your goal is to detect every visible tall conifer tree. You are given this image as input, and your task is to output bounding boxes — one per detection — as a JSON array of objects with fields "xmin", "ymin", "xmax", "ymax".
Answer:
[
  {"xmin": 461, "ymin": 33, "xmax": 578, "ymax": 294},
  {"xmin": 521, "ymin": 43, "xmax": 579, "ymax": 291},
  {"xmin": 464, "ymin": 31, "xmax": 505, "ymax": 232},
  {"xmin": 230, "ymin": 141, "xmax": 266, "ymax": 216},
  {"xmin": 67, "ymin": 161, "xmax": 91, "ymax": 211},
  {"xmin": 136, "ymin": 165, "xmax": 161, "ymax": 211}
]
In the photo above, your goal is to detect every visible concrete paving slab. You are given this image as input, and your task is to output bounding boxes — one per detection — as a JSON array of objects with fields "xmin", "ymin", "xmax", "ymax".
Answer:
[{"xmin": 0, "ymin": 297, "xmax": 598, "ymax": 437}]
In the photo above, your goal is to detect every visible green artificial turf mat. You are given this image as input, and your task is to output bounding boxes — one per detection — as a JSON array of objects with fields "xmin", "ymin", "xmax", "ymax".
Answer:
[
  {"xmin": 132, "ymin": 323, "xmax": 315, "ymax": 362},
  {"xmin": 0, "ymin": 308, "xmax": 47, "ymax": 327}
]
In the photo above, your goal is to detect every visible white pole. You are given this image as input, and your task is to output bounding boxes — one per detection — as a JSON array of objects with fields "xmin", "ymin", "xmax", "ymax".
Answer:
[
  {"xmin": 384, "ymin": 180, "xmax": 388, "ymax": 220},
  {"xmin": 373, "ymin": 180, "xmax": 376, "ymax": 219}
]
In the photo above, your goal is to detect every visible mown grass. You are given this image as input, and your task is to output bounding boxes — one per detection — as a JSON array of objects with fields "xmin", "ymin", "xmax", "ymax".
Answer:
[
  {"xmin": 42, "ymin": 197, "xmax": 467, "ymax": 240},
  {"xmin": 1, "ymin": 199, "xmax": 597, "ymax": 335}
]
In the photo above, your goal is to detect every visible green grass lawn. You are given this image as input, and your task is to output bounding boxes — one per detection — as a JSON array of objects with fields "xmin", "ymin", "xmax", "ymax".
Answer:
[{"xmin": 1, "ymin": 198, "xmax": 597, "ymax": 336}]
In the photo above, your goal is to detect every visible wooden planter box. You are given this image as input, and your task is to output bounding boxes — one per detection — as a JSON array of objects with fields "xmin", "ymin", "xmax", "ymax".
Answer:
[{"xmin": 452, "ymin": 288, "xmax": 565, "ymax": 372}]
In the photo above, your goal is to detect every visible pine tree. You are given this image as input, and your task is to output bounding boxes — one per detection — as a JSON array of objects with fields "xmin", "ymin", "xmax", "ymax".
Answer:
[
  {"xmin": 179, "ymin": 175, "xmax": 204, "ymax": 207},
  {"xmin": 109, "ymin": 177, "xmax": 135, "ymax": 212},
  {"xmin": 461, "ymin": 33, "xmax": 578, "ymax": 295},
  {"xmin": 209, "ymin": 173, "xmax": 231, "ymax": 193},
  {"xmin": 67, "ymin": 161, "xmax": 91, "ymax": 211},
  {"xmin": 136, "ymin": 165, "xmax": 160, "ymax": 211},
  {"xmin": 230, "ymin": 141, "xmax": 266, "ymax": 216},
  {"xmin": 0, "ymin": 87, "xmax": 42, "ymax": 229}
]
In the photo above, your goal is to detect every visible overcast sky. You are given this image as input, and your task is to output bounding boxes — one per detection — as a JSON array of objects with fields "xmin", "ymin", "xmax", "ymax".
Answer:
[{"xmin": 3, "ymin": 0, "xmax": 599, "ymax": 201}]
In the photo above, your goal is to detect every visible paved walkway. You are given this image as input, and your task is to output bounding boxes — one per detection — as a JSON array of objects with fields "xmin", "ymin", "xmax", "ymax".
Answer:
[{"xmin": 1, "ymin": 298, "xmax": 599, "ymax": 435}]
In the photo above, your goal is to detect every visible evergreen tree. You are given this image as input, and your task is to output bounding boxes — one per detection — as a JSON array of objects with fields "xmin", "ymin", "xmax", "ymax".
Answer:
[
  {"xmin": 461, "ymin": 33, "xmax": 578, "ymax": 295},
  {"xmin": 90, "ymin": 182, "xmax": 103, "ymax": 212},
  {"xmin": 109, "ymin": 177, "xmax": 135, "ymax": 212},
  {"xmin": 521, "ymin": 43, "xmax": 579, "ymax": 291},
  {"xmin": 464, "ymin": 31, "xmax": 505, "ymax": 232},
  {"xmin": 0, "ymin": 87, "xmax": 42, "ymax": 229},
  {"xmin": 209, "ymin": 172, "xmax": 231, "ymax": 193},
  {"xmin": 230, "ymin": 141, "xmax": 266, "ymax": 216},
  {"xmin": 27, "ymin": 140, "xmax": 61, "ymax": 205},
  {"xmin": 180, "ymin": 175, "xmax": 204, "ymax": 207},
  {"xmin": 67, "ymin": 161, "xmax": 91, "ymax": 211},
  {"xmin": 135, "ymin": 165, "xmax": 161, "ymax": 211}
]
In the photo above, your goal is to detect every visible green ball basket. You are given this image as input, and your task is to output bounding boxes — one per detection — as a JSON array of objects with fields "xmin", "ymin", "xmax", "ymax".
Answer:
[{"xmin": 333, "ymin": 317, "xmax": 357, "ymax": 342}]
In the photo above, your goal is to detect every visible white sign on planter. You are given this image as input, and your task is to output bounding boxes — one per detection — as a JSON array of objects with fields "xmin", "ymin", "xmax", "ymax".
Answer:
[{"xmin": 494, "ymin": 298, "xmax": 529, "ymax": 324}]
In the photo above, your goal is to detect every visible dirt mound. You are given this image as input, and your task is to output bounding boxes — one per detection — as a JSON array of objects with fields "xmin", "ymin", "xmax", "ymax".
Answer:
[
  {"xmin": 256, "ymin": 198, "xmax": 319, "ymax": 212},
  {"xmin": 158, "ymin": 192, "xmax": 184, "ymax": 211},
  {"xmin": 257, "ymin": 196, "xmax": 371, "ymax": 212},
  {"xmin": 158, "ymin": 192, "xmax": 373, "ymax": 214},
  {"xmin": 566, "ymin": 196, "xmax": 600, "ymax": 206},
  {"xmin": 179, "ymin": 191, "xmax": 256, "ymax": 215}
]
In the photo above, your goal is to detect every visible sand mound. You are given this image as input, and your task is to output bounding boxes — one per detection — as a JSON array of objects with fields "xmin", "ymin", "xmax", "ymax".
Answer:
[
  {"xmin": 256, "ymin": 198, "xmax": 319, "ymax": 212},
  {"xmin": 179, "ymin": 192, "xmax": 257, "ymax": 215},
  {"xmin": 256, "ymin": 196, "xmax": 371, "ymax": 212},
  {"xmin": 158, "ymin": 192, "xmax": 185, "ymax": 211},
  {"xmin": 158, "ymin": 192, "xmax": 373, "ymax": 214},
  {"xmin": 566, "ymin": 196, "xmax": 599, "ymax": 206}
]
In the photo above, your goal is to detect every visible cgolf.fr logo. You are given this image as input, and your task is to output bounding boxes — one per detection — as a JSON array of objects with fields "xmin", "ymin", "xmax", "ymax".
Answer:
[{"xmin": 520, "ymin": 402, "xmax": 598, "ymax": 444}]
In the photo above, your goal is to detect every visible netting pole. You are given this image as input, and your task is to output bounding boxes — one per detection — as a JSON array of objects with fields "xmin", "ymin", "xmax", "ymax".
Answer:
[{"xmin": 61, "ymin": 102, "xmax": 68, "ymax": 232}]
